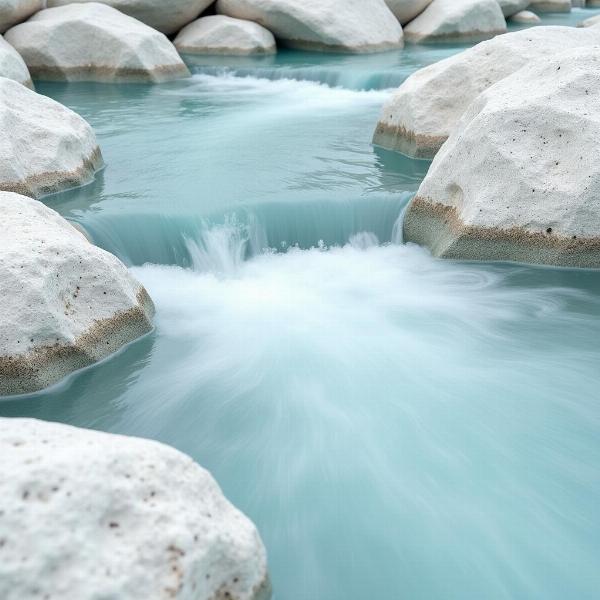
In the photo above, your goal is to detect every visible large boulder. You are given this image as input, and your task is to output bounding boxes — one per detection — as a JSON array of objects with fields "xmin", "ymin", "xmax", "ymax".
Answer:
[
  {"xmin": 383, "ymin": 0, "xmax": 432, "ymax": 24},
  {"xmin": 403, "ymin": 48, "xmax": 600, "ymax": 269},
  {"xmin": 0, "ymin": 34, "xmax": 31, "ymax": 86},
  {"xmin": 0, "ymin": 418, "xmax": 271, "ymax": 600},
  {"xmin": 403, "ymin": 0, "xmax": 506, "ymax": 43},
  {"xmin": 497, "ymin": 0, "xmax": 529, "ymax": 17},
  {"xmin": 175, "ymin": 15, "xmax": 276, "ymax": 55},
  {"xmin": 0, "ymin": 0, "xmax": 43, "ymax": 33},
  {"xmin": 5, "ymin": 3, "xmax": 190, "ymax": 83},
  {"xmin": 510, "ymin": 9, "xmax": 541, "ymax": 22},
  {"xmin": 0, "ymin": 77, "xmax": 102, "ymax": 197},
  {"xmin": 373, "ymin": 25, "xmax": 600, "ymax": 158},
  {"xmin": 46, "ymin": 0, "xmax": 215, "ymax": 34},
  {"xmin": 0, "ymin": 193, "xmax": 155, "ymax": 395},
  {"xmin": 527, "ymin": 0, "xmax": 571, "ymax": 11},
  {"xmin": 216, "ymin": 0, "xmax": 404, "ymax": 53}
]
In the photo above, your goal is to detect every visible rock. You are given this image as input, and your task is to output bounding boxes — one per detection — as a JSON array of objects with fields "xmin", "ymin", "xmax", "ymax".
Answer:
[
  {"xmin": 46, "ymin": 0, "xmax": 215, "ymax": 34},
  {"xmin": 216, "ymin": 0, "xmax": 403, "ymax": 53},
  {"xmin": 403, "ymin": 47, "xmax": 600, "ymax": 269},
  {"xmin": 527, "ymin": 0, "xmax": 571, "ymax": 12},
  {"xmin": 383, "ymin": 0, "xmax": 432, "ymax": 24},
  {"xmin": 373, "ymin": 25, "xmax": 600, "ymax": 158},
  {"xmin": 497, "ymin": 0, "xmax": 530, "ymax": 17},
  {"xmin": 0, "ymin": 418, "xmax": 271, "ymax": 600},
  {"xmin": 403, "ymin": 0, "xmax": 507, "ymax": 43},
  {"xmin": 4, "ymin": 3, "xmax": 190, "ymax": 83},
  {"xmin": 578, "ymin": 14, "xmax": 600, "ymax": 27},
  {"xmin": 0, "ymin": 0, "xmax": 43, "ymax": 33},
  {"xmin": 510, "ymin": 9, "xmax": 541, "ymax": 22},
  {"xmin": 0, "ymin": 193, "xmax": 155, "ymax": 395},
  {"xmin": 0, "ymin": 77, "xmax": 102, "ymax": 197},
  {"xmin": 175, "ymin": 15, "xmax": 276, "ymax": 55},
  {"xmin": 0, "ymin": 34, "xmax": 31, "ymax": 86}
]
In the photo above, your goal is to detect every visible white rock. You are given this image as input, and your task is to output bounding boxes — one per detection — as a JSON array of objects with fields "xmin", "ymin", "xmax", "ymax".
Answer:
[
  {"xmin": 0, "ymin": 193, "xmax": 155, "ymax": 395},
  {"xmin": 4, "ymin": 3, "xmax": 190, "ymax": 83},
  {"xmin": 0, "ymin": 418, "xmax": 271, "ymax": 600},
  {"xmin": 373, "ymin": 25, "xmax": 600, "ymax": 158},
  {"xmin": 527, "ymin": 0, "xmax": 571, "ymax": 12},
  {"xmin": 403, "ymin": 0, "xmax": 507, "ymax": 43},
  {"xmin": 579, "ymin": 14, "xmax": 600, "ymax": 27},
  {"xmin": 216, "ymin": 0, "xmax": 404, "ymax": 53},
  {"xmin": 175, "ymin": 15, "xmax": 276, "ymax": 55},
  {"xmin": 510, "ymin": 9, "xmax": 541, "ymax": 22},
  {"xmin": 0, "ymin": 34, "xmax": 31, "ymax": 86},
  {"xmin": 497, "ymin": 0, "xmax": 530, "ymax": 17},
  {"xmin": 383, "ymin": 0, "xmax": 432, "ymax": 24},
  {"xmin": 403, "ymin": 47, "xmax": 600, "ymax": 268},
  {"xmin": 0, "ymin": 77, "xmax": 102, "ymax": 197},
  {"xmin": 0, "ymin": 0, "xmax": 43, "ymax": 33},
  {"xmin": 47, "ymin": 0, "xmax": 215, "ymax": 34}
]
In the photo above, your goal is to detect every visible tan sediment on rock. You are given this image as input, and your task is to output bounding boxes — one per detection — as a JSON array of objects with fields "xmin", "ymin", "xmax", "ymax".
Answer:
[
  {"xmin": 278, "ymin": 37, "xmax": 403, "ymax": 54},
  {"xmin": 177, "ymin": 44, "xmax": 275, "ymax": 55},
  {"xmin": 404, "ymin": 197, "xmax": 600, "ymax": 268},
  {"xmin": 404, "ymin": 27, "xmax": 506, "ymax": 44},
  {"xmin": 373, "ymin": 121, "xmax": 445, "ymax": 159}
]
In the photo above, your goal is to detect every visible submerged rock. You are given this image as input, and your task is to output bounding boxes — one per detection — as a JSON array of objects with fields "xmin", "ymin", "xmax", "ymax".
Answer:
[
  {"xmin": 373, "ymin": 25, "xmax": 600, "ymax": 158},
  {"xmin": 403, "ymin": 48, "xmax": 600, "ymax": 268},
  {"xmin": 0, "ymin": 34, "xmax": 31, "ymax": 86},
  {"xmin": 0, "ymin": 0, "xmax": 43, "ymax": 33},
  {"xmin": 0, "ymin": 418, "xmax": 271, "ymax": 600},
  {"xmin": 403, "ymin": 0, "xmax": 506, "ymax": 44},
  {"xmin": 216, "ymin": 0, "xmax": 404, "ymax": 53},
  {"xmin": 47, "ymin": 0, "xmax": 215, "ymax": 34},
  {"xmin": 5, "ymin": 3, "xmax": 190, "ymax": 83},
  {"xmin": 527, "ymin": 0, "xmax": 571, "ymax": 12},
  {"xmin": 175, "ymin": 15, "xmax": 276, "ymax": 55},
  {"xmin": 383, "ymin": 0, "xmax": 432, "ymax": 24},
  {"xmin": 0, "ymin": 77, "xmax": 102, "ymax": 197},
  {"xmin": 496, "ymin": 0, "xmax": 530, "ymax": 17},
  {"xmin": 510, "ymin": 9, "xmax": 541, "ymax": 23},
  {"xmin": 0, "ymin": 193, "xmax": 155, "ymax": 395}
]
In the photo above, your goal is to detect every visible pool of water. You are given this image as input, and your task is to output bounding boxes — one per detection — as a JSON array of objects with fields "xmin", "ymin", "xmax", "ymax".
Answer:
[{"xmin": 3, "ymin": 10, "xmax": 600, "ymax": 600}]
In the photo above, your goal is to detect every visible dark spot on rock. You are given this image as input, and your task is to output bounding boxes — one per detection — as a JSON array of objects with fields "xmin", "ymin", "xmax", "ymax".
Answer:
[
  {"xmin": 546, "ymin": 228, "xmax": 552, "ymax": 234},
  {"xmin": 109, "ymin": 522, "xmax": 119, "ymax": 528}
]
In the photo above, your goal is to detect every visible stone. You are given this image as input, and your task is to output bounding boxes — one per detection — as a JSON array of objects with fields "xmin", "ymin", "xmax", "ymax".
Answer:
[
  {"xmin": 510, "ymin": 9, "xmax": 541, "ymax": 22},
  {"xmin": 0, "ymin": 34, "xmax": 31, "ymax": 86},
  {"xmin": 527, "ymin": 0, "xmax": 571, "ymax": 12},
  {"xmin": 578, "ymin": 14, "xmax": 600, "ymax": 27},
  {"xmin": 0, "ymin": 0, "xmax": 43, "ymax": 33},
  {"xmin": 383, "ymin": 0, "xmax": 432, "ymax": 24},
  {"xmin": 497, "ymin": 0, "xmax": 530, "ymax": 17}
]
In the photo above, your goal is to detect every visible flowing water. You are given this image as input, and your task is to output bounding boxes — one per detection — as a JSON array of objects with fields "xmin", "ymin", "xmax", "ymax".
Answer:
[{"xmin": 2, "ymin": 10, "xmax": 600, "ymax": 600}]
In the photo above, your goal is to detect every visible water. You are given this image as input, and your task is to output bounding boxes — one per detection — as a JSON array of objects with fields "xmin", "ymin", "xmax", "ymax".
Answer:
[{"xmin": 3, "ymin": 11, "xmax": 600, "ymax": 600}]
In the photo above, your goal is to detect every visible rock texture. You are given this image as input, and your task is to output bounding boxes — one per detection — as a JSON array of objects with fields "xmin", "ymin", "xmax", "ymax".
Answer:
[
  {"xmin": 527, "ymin": 0, "xmax": 571, "ymax": 11},
  {"xmin": 175, "ymin": 15, "xmax": 276, "ymax": 55},
  {"xmin": 373, "ymin": 26, "xmax": 600, "ymax": 158},
  {"xmin": 579, "ymin": 14, "xmax": 600, "ymax": 27},
  {"xmin": 0, "ymin": 418, "xmax": 271, "ymax": 600},
  {"xmin": 403, "ymin": 48, "xmax": 600, "ymax": 268},
  {"xmin": 384, "ymin": 0, "xmax": 432, "ymax": 24},
  {"xmin": 47, "ymin": 0, "xmax": 215, "ymax": 34},
  {"xmin": 216, "ymin": 0, "xmax": 404, "ymax": 53},
  {"xmin": 0, "ymin": 193, "xmax": 155, "ymax": 395},
  {"xmin": 0, "ymin": 34, "xmax": 31, "ymax": 86},
  {"xmin": 0, "ymin": 0, "xmax": 43, "ymax": 33},
  {"xmin": 497, "ymin": 0, "xmax": 529, "ymax": 16},
  {"xmin": 510, "ymin": 9, "xmax": 541, "ymax": 22},
  {"xmin": 403, "ymin": 0, "xmax": 506, "ymax": 43},
  {"xmin": 5, "ymin": 3, "xmax": 190, "ymax": 83},
  {"xmin": 0, "ymin": 77, "xmax": 102, "ymax": 197}
]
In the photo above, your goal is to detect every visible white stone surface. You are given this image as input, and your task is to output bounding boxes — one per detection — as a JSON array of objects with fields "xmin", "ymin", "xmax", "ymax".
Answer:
[
  {"xmin": 579, "ymin": 14, "xmax": 600, "ymax": 27},
  {"xmin": 47, "ymin": 0, "xmax": 215, "ymax": 34},
  {"xmin": 0, "ymin": 193, "xmax": 156, "ymax": 395},
  {"xmin": 175, "ymin": 15, "xmax": 276, "ymax": 55},
  {"xmin": 497, "ymin": 0, "xmax": 529, "ymax": 17},
  {"xmin": 510, "ymin": 9, "xmax": 541, "ymax": 22},
  {"xmin": 373, "ymin": 25, "xmax": 600, "ymax": 158},
  {"xmin": 383, "ymin": 0, "xmax": 432, "ymax": 24},
  {"xmin": 0, "ymin": 0, "xmax": 43, "ymax": 33},
  {"xmin": 0, "ymin": 77, "xmax": 102, "ymax": 197},
  {"xmin": 403, "ymin": 47, "xmax": 600, "ymax": 268},
  {"xmin": 0, "ymin": 34, "xmax": 31, "ymax": 86},
  {"xmin": 403, "ymin": 0, "xmax": 506, "ymax": 43},
  {"xmin": 5, "ymin": 3, "xmax": 190, "ymax": 83},
  {"xmin": 216, "ymin": 0, "xmax": 403, "ymax": 53},
  {"xmin": 527, "ymin": 0, "xmax": 571, "ymax": 12},
  {"xmin": 0, "ymin": 418, "xmax": 271, "ymax": 599}
]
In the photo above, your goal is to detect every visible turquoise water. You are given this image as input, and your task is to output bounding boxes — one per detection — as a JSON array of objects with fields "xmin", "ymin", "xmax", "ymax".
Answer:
[{"xmin": 3, "ymin": 11, "xmax": 600, "ymax": 600}]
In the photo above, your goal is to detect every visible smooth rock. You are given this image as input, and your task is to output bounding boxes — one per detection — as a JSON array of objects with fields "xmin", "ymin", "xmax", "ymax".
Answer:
[
  {"xmin": 510, "ymin": 9, "xmax": 541, "ymax": 22},
  {"xmin": 5, "ymin": 3, "xmax": 190, "ymax": 83},
  {"xmin": 175, "ymin": 14, "xmax": 276, "ymax": 55},
  {"xmin": 527, "ymin": 0, "xmax": 571, "ymax": 11},
  {"xmin": 0, "ymin": 418, "xmax": 271, "ymax": 600},
  {"xmin": 373, "ymin": 25, "xmax": 600, "ymax": 158},
  {"xmin": 0, "ymin": 34, "xmax": 31, "ymax": 86},
  {"xmin": 497, "ymin": 0, "xmax": 530, "ymax": 17},
  {"xmin": 403, "ymin": 48, "xmax": 600, "ymax": 268},
  {"xmin": 0, "ymin": 193, "xmax": 154, "ymax": 395},
  {"xmin": 0, "ymin": 0, "xmax": 43, "ymax": 33},
  {"xmin": 0, "ymin": 77, "xmax": 102, "ymax": 197},
  {"xmin": 403, "ymin": 0, "xmax": 507, "ymax": 43},
  {"xmin": 578, "ymin": 14, "xmax": 600, "ymax": 27},
  {"xmin": 47, "ymin": 0, "xmax": 215, "ymax": 34},
  {"xmin": 384, "ymin": 0, "xmax": 432, "ymax": 24},
  {"xmin": 216, "ymin": 0, "xmax": 404, "ymax": 53}
]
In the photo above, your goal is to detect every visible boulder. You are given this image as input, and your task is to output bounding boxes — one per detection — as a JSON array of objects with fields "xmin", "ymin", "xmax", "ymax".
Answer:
[
  {"xmin": 403, "ymin": 0, "xmax": 506, "ymax": 43},
  {"xmin": 527, "ymin": 0, "xmax": 571, "ymax": 11},
  {"xmin": 46, "ymin": 0, "xmax": 215, "ymax": 34},
  {"xmin": 0, "ymin": 0, "xmax": 43, "ymax": 33},
  {"xmin": 510, "ymin": 9, "xmax": 541, "ymax": 22},
  {"xmin": 0, "ymin": 418, "xmax": 271, "ymax": 600},
  {"xmin": 497, "ymin": 0, "xmax": 529, "ymax": 16},
  {"xmin": 0, "ymin": 34, "xmax": 31, "ymax": 86},
  {"xmin": 4, "ymin": 3, "xmax": 190, "ymax": 83},
  {"xmin": 0, "ymin": 193, "xmax": 155, "ymax": 395},
  {"xmin": 216, "ymin": 0, "xmax": 404, "ymax": 53},
  {"xmin": 373, "ymin": 25, "xmax": 600, "ymax": 158},
  {"xmin": 578, "ymin": 14, "xmax": 600, "ymax": 27},
  {"xmin": 0, "ymin": 77, "xmax": 102, "ymax": 197},
  {"xmin": 403, "ymin": 48, "xmax": 600, "ymax": 269},
  {"xmin": 383, "ymin": 0, "xmax": 432, "ymax": 24},
  {"xmin": 175, "ymin": 15, "xmax": 276, "ymax": 55}
]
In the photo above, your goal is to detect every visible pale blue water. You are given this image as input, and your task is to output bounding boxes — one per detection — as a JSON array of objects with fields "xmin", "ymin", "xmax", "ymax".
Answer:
[{"xmin": 2, "ymin": 11, "xmax": 600, "ymax": 600}]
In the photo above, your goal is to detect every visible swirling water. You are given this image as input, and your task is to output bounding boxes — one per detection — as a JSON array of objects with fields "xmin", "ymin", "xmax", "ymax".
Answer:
[{"xmin": 2, "ymin": 11, "xmax": 600, "ymax": 600}]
